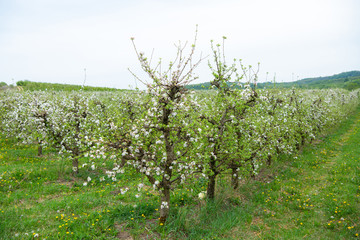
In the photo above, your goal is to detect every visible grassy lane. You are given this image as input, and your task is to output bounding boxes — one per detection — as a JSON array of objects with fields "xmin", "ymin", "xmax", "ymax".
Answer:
[
  {"xmin": 0, "ymin": 137, "xmax": 158, "ymax": 239},
  {"xmin": 0, "ymin": 137, "xmax": 203, "ymax": 239},
  {"xmin": 229, "ymin": 106, "xmax": 360, "ymax": 239}
]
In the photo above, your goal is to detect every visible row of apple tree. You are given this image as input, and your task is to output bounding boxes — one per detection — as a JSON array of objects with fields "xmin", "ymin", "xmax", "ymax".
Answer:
[
  {"xmin": 1, "ymin": 85, "xmax": 359, "ymax": 222},
  {"xmin": 1, "ymin": 39, "xmax": 360, "ymax": 223}
]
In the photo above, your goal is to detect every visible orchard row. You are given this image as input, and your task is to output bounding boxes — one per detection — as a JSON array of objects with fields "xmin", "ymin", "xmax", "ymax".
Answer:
[
  {"xmin": 1, "ymin": 38, "xmax": 359, "ymax": 223},
  {"xmin": 1, "ymin": 86, "xmax": 359, "ymax": 223}
]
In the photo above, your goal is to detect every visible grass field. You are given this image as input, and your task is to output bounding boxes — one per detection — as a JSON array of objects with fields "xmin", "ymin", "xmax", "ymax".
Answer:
[{"xmin": 1, "ymin": 106, "xmax": 359, "ymax": 239}]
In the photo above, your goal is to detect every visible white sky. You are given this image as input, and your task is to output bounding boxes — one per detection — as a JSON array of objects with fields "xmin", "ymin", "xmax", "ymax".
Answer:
[{"xmin": 0, "ymin": 0, "xmax": 359, "ymax": 89}]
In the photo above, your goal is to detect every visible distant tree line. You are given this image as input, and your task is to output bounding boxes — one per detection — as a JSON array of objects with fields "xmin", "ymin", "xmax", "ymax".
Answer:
[
  {"xmin": 187, "ymin": 71, "xmax": 360, "ymax": 91},
  {"xmin": 15, "ymin": 80, "xmax": 124, "ymax": 92}
]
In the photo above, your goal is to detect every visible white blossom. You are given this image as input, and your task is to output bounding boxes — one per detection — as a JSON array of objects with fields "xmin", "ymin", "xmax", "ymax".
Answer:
[
  {"xmin": 198, "ymin": 191, "xmax": 206, "ymax": 200},
  {"xmin": 160, "ymin": 201, "xmax": 169, "ymax": 209}
]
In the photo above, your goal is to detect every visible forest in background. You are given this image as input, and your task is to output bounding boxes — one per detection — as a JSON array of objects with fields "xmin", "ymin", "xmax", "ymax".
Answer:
[{"xmin": 186, "ymin": 71, "xmax": 360, "ymax": 91}]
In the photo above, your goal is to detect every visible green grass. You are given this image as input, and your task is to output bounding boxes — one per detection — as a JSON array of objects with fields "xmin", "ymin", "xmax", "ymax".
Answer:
[
  {"xmin": 227, "ymin": 106, "xmax": 360, "ymax": 239},
  {"xmin": 1, "ymin": 107, "xmax": 360, "ymax": 239}
]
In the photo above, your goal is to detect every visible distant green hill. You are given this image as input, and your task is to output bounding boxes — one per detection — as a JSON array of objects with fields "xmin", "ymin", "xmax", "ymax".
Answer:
[
  {"xmin": 187, "ymin": 71, "xmax": 360, "ymax": 90},
  {"xmin": 8, "ymin": 71, "xmax": 360, "ymax": 92},
  {"xmin": 14, "ymin": 80, "xmax": 123, "ymax": 92}
]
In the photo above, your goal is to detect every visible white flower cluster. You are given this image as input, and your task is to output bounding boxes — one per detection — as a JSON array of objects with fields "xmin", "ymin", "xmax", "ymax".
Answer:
[{"xmin": 160, "ymin": 201, "xmax": 169, "ymax": 209}]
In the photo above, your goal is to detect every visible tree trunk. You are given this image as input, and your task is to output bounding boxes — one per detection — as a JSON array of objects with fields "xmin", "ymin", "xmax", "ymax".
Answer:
[
  {"xmin": 159, "ymin": 183, "xmax": 171, "ymax": 224},
  {"xmin": 37, "ymin": 145, "xmax": 43, "ymax": 156},
  {"xmin": 231, "ymin": 168, "xmax": 239, "ymax": 189},
  {"xmin": 72, "ymin": 157, "xmax": 79, "ymax": 175},
  {"xmin": 207, "ymin": 154, "xmax": 218, "ymax": 200},
  {"xmin": 301, "ymin": 134, "xmax": 306, "ymax": 146},
  {"xmin": 266, "ymin": 155, "xmax": 272, "ymax": 166},
  {"xmin": 207, "ymin": 174, "xmax": 217, "ymax": 200},
  {"xmin": 158, "ymin": 92, "xmax": 175, "ymax": 225},
  {"xmin": 37, "ymin": 139, "xmax": 43, "ymax": 156},
  {"xmin": 250, "ymin": 160, "xmax": 256, "ymax": 179}
]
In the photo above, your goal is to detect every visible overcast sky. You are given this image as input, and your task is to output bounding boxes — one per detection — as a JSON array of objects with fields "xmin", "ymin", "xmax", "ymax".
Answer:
[{"xmin": 1, "ymin": 0, "xmax": 359, "ymax": 89}]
